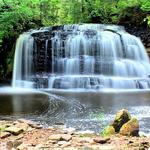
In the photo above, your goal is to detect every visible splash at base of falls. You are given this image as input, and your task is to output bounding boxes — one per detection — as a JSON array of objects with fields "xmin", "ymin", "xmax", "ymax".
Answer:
[
  {"xmin": 12, "ymin": 24, "xmax": 150, "ymax": 90},
  {"xmin": 37, "ymin": 90, "xmax": 150, "ymax": 134}
]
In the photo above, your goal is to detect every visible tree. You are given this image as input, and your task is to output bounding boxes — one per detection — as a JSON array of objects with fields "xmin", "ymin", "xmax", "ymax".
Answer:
[{"xmin": 0, "ymin": 0, "xmax": 150, "ymax": 78}]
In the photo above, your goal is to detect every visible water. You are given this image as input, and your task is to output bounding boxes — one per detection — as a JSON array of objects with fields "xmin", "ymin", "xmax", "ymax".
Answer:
[
  {"xmin": 38, "ymin": 90, "xmax": 150, "ymax": 133},
  {"xmin": 1, "ymin": 90, "xmax": 149, "ymax": 134},
  {"xmin": 12, "ymin": 24, "xmax": 150, "ymax": 90},
  {"xmin": 0, "ymin": 87, "xmax": 49, "ymax": 115},
  {"xmin": 1, "ymin": 24, "xmax": 150, "ymax": 134}
]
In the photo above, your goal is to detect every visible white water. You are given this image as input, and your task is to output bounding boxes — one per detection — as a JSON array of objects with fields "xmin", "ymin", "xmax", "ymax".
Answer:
[
  {"xmin": 12, "ymin": 33, "xmax": 34, "ymax": 88},
  {"xmin": 12, "ymin": 24, "xmax": 150, "ymax": 90}
]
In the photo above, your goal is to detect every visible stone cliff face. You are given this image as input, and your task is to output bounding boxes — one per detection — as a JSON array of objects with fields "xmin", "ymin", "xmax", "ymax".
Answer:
[{"xmin": 124, "ymin": 25, "xmax": 150, "ymax": 56}]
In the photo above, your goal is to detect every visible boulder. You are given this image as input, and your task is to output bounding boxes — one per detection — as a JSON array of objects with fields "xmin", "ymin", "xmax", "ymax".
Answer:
[
  {"xmin": 111, "ymin": 109, "xmax": 131, "ymax": 132},
  {"xmin": 102, "ymin": 125, "xmax": 115, "ymax": 136},
  {"xmin": 5, "ymin": 126, "xmax": 23, "ymax": 135},
  {"xmin": 119, "ymin": 118, "xmax": 139, "ymax": 136}
]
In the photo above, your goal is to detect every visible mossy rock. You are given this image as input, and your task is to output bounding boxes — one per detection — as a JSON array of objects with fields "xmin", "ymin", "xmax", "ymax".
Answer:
[
  {"xmin": 0, "ymin": 125, "xmax": 6, "ymax": 131},
  {"xmin": 111, "ymin": 109, "xmax": 131, "ymax": 132},
  {"xmin": 119, "ymin": 118, "xmax": 139, "ymax": 136},
  {"xmin": 102, "ymin": 125, "xmax": 115, "ymax": 137}
]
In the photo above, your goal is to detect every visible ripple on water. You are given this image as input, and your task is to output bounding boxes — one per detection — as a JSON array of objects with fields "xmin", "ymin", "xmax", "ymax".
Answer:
[{"xmin": 0, "ymin": 90, "xmax": 150, "ymax": 134}]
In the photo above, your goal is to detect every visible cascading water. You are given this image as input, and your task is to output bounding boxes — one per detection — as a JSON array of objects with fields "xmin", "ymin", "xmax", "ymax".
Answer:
[{"xmin": 12, "ymin": 24, "xmax": 150, "ymax": 90}]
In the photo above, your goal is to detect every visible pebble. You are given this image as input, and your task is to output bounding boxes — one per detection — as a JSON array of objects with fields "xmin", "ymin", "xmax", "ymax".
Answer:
[
  {"xmin": 93, "ymin": 137, "xmax": 110, "ymax": 144},
  {"xmin": 57, "ymin": 141, "xmax": 68, "ymax": 146},
  {"xmin": 0, "ymin": 132, "xmax": 11, "ymax": 139}
]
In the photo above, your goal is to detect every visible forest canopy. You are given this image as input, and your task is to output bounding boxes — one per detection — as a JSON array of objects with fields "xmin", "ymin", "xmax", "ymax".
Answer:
[{"xmin": 0, "ymin": 0, "xmax": 150, "ymax": 78}]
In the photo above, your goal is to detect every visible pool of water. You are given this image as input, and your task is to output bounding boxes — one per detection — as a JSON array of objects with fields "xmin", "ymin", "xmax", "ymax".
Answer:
[
  {"xmin": 0, "ymin": 88, "xmax": 150, "ymax": 134},
  {"xmin": 42, "ymin": 90, "xmax": 150, "ymax": 134}
]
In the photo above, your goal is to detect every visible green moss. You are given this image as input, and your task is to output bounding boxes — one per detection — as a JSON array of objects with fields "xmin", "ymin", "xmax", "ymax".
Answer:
[
  {"xmin": 0, "ymin": 125, "xmax": 6, "ymax": 132},
  {"xmin": 112, "ymin": 109, "xmax": 131, "ymax": 132},
  {"xmin": 120, "ymin": 118, "xmax": 139, "ymax": 136},
  {"xmin": 101, "ymin": 125, "xmax": 116, "ymax": 137}
]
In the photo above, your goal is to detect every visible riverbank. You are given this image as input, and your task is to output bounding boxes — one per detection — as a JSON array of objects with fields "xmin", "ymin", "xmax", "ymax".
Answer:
[{"xmin": 0, "ymin": 118, "xmax": 150, "ymax": 150}]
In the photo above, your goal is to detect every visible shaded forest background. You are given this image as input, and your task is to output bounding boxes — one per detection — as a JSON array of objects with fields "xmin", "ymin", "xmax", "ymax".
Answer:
[{"xmin": 0, "ymin": 0, "xmax": 150, "ymax": 81}]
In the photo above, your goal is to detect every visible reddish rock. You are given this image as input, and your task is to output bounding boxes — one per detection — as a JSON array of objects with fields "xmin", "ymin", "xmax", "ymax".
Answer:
[{"xmin": 93, "ymin": 137, "xmax": 110, "ymax": 144}]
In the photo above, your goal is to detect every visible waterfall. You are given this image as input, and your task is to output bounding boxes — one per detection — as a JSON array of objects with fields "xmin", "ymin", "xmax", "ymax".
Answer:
[
  {"xmin": 12, "ymin": 24, "xmax": 150, "ymax": 90},
  {"xmin": 12, "ymin": 33, "xmax": 34, "ymax": 88}
]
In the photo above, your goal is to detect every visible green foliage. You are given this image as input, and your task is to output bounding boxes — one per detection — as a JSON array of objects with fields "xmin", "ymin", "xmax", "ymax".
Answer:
[
  {"xmin": 0, "ymin": 0, "xmax": 150, "ymax": 77},
  {"xmin": 141, "ymin": 0, "xmax": 150, "ymax": 12},
  {"xmin": 141, "ymin": 0, "xmax": 150, "ymax": 27},
  {"xmin": 0, "ymin": 0, "xmax": 40, "ymax": 40},
  {"xmin": 0, "ymin": 0, "xmax": 150, "ymax": 43}
]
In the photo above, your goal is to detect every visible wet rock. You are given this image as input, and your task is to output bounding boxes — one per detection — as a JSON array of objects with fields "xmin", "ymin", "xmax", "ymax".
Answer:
[
  {"xmin": 102, "ymin": 125, "xmax": 116, "ymax": 136},
  {"xmin": 0, "ymin": 131, "xmax": 11, "ymax": 138},
  {"xmin": 93, "ymin": 137, "xmax": 110, "ymax": 144},
  {"xmin": 48, "ymin": 126, "xmax": 56, "ymax": 131},
  {"xmin": 63, "ymin": 127, "xmax": 76, "ymax": 135},
  {"xmin": 120, "ymin": 118, "xmax": 139, "ymax": 136},
  {"xmin": 5, "ymin": 126, "xmax": 23, "ymax": 135},
  {"xmin": 76, "ymin": 130, "xmax": 94, "ymax": 135},
  {"xmin": 111, "ymin": 109, "xmax": 131, "ymax": 132}
]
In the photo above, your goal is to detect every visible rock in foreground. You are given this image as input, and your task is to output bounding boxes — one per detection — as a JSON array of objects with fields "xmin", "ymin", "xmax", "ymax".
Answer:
[
  {"xmin": 103, "ymin": 109, "xmax": 139, "ymax": 137},
  {"xmin": 0, "ymin": 110, "xmax": 149, "ymax": 150},
  {"xmin": 120, "ymin": 118, "xmax": 139, "ymax": 136},
  {"xmin": 111, "ymin": 109, "xmax": 131, "ymax": 132}
]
